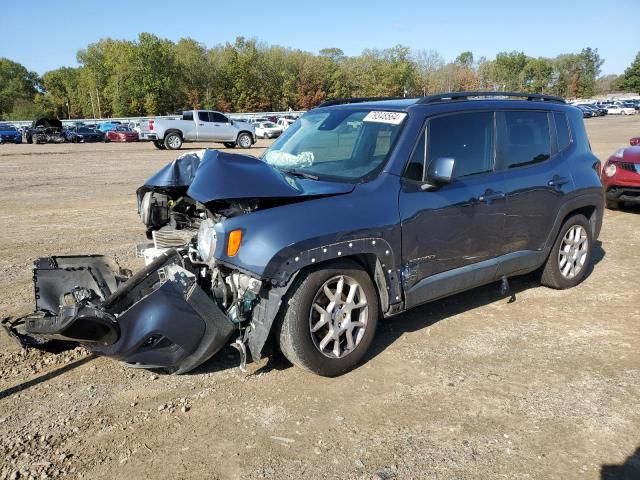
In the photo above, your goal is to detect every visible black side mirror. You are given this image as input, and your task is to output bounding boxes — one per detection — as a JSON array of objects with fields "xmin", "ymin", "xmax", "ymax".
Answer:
[{"xmin": 426, "ymin": 157, "xmax": 455, "ymax": 186}]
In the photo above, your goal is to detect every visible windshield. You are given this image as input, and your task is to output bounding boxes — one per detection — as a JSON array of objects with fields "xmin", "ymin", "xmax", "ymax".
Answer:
[
  {"xmin": 262, "ymin": 108, "xmax": 406, "ymax": 181},
  {"xmin": 0, "ymin": 124, "xmax": 16, "ymax": 131},
  {"xmin": 262, "ymin": 122, "xmax": 276, "ymax": 128},
  {"xmin": 78, "ymin": 127, "xmax": 94, "ymax": 133}
]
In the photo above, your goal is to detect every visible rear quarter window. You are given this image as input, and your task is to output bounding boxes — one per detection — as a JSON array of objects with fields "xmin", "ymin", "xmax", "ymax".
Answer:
[{"xmin": 553, "ymin": 112, "xmax": 572, "ymax": 151}]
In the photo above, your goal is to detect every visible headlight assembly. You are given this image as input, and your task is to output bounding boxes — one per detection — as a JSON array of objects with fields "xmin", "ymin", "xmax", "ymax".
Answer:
[
  {"xmin": 604, "ymin": 163, "xmax": 617, "ymax": 177},
  {"xmin": 197, "ymin": 218, "xmax": 217, "ymax": 264}
]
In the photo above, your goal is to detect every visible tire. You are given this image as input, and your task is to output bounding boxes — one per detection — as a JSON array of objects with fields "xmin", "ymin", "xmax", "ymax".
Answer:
[
  {"xmin": 276, "ymin": 259, "xmax": 379, "ymax": 376},
  {"xmin": 103, "ymin": 135, "xmax": 110, "ymax": 143},
  {"xmin": 224, "ymin": 142, "xmax": 236, "ymax": 149},
  {"xmin": 152, "ymin": 140, "xmax": 165, "ymax": 150},
  {"xmin": 236, "ymin": 132, "xmax": 252, "ymax": 149},
  {"xmin": 540, "ymin": 214, "xmax": 592, "ymax": 290},
  {"xmin": 164, "ymin": 132, "xmax": 182, "ymax": 150},
  {"xmin": 26, "ymin": 136, "xmax": 32, "ymax": 144},
  {"xmin": 606, "ymin": 198, "xmax": 620, "ymax": 210}
]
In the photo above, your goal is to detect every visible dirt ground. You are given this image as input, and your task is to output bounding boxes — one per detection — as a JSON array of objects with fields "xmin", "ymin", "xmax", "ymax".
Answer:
[{"xmin": 0, "ymin": 116, "xmax": 639, "ymax": 480}]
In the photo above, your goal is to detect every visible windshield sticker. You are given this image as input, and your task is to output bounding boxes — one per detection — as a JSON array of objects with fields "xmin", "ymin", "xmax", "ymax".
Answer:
[{"xmin": 363, "ymin": 111, "xmax": 407, "ymax": 125}]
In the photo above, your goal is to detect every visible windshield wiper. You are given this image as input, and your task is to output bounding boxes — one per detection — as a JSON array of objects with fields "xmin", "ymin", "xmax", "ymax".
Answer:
[{"xmin": 280, "ymin": 169, "xmax": 319, "ymax": 181}]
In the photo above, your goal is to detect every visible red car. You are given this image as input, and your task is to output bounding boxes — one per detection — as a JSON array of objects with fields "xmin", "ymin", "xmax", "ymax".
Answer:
[
  {"xmin": 601, "ymin": 144, "xmax": 640, "ymax": 209},
  {"xmin": 105, "ymin": 126, "xmax": 139, "ymax": 142}
]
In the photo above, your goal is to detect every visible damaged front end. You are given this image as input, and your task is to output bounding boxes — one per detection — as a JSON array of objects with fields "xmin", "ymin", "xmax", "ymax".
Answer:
[
  {"xmin": 6, "ymin": 250, "xmax": 236, "ymax": 374},
  {"xmin": 5, "ymin": 149, "xmax": 343, "ymax": 374}
]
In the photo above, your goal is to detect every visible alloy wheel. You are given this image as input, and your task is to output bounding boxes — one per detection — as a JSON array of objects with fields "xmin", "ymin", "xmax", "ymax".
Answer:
[
  {"xmin": 558, "ymin": 225, "xmax": 589, "ymax": 279},
  {"xmin": 309, "ymin": 275, "xmax": 369, "ymax": 359}
]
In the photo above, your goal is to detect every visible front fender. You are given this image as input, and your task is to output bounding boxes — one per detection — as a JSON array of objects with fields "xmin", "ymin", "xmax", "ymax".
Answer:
[{"xmin": 214, "ymin": 174, "xmax": 404, "ymax": 302}]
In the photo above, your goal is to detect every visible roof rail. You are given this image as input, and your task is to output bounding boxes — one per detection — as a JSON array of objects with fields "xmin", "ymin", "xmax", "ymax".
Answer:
[
  {"xmin": 316, "ymin": 96, "xmax": 407, "ymax": 108},
  {"xmin": 417, "ymin": 91, "xmax": 566, "ymax": 105}
]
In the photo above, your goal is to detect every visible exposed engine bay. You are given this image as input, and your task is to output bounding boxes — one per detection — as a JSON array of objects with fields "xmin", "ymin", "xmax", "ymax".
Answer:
[{"xmin": 2, "ymin": 149, "xmax": 344, "ymax": 374}]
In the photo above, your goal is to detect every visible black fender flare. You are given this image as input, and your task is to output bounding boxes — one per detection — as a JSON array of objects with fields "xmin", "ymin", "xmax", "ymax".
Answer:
[
  {"xmin": 245, "ymin": 237, "xmax": 403, "ymax": 362},
  {"xmin": 542, "ymin": 190, "xmax": 604, "ymax": 257}
]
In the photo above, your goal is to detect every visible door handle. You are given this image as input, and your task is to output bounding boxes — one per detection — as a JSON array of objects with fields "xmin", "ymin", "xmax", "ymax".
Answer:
[
  {"xmin": 198, "ymin": 123, "xmax": 204, "ymax": 126},
  {"xmin": 478, "ymin": 190, "xmax": 505, "ymax": 204},
  {"xmin": 548, "ymin": 175, "xmax": 569, "ymax": 187}
]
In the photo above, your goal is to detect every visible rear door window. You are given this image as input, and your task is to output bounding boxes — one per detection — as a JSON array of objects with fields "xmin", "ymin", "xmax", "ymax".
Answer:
[
  {"xmin": 497, "ymin": 111, "xmax": 551, "ymax": 169},
  {"xmin": 427, "ymin": 112, "xmax": 495, "ymax": 179},
  {"xmin": 197, "ymin": 111, "xmax": 212, "ymax": 122}
]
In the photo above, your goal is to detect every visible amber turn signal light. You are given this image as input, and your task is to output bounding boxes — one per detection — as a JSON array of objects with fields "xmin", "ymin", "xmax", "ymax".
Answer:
[{"xmin": 227, "ymin": 230, "xmax": 243, "ymax": 257}]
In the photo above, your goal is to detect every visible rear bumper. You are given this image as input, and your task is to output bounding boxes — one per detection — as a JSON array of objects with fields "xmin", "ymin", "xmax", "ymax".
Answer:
[{"xmin": 4, "ymin": 250, "xmax": 236, "ymax": 374}]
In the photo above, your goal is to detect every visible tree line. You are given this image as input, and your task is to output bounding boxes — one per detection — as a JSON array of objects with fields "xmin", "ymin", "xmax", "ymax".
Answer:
[{"xmin": 0, "ymin": 33, "xmax": 638, "ymax": 121}]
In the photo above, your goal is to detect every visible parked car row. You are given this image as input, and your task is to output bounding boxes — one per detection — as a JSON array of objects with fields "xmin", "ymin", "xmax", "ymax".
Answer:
[
  {"xmin": 0, "ymin": 119, "xmax": 141, "ymax": 144},
  {"xmin": 571, "ymin": 99, "xmax": 640, "ymax": 118},
  {"xmin": 246, "ymin": 114, "xmax": 299, "ymax": 138}
]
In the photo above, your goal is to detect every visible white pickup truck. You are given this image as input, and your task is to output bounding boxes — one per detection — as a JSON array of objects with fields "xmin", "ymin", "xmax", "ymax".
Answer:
[{"xmin": 141, "ymin": 110, "xmax": 256, "ymax": 150}]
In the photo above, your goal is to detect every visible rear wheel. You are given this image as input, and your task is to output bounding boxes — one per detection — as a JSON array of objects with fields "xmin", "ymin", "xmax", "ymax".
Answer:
[
  {"xmin": 277, "ymin": 260, "xmax": 378, "ymax": 376},
  {"xmin": 540, "ymin": 214, "xmax": 592, "ymax": 289},
  {"xmin": 164, "ymin": 132, "xmax": 182, "ymax": 150},
  {"xmin": 237, "ymin": 132, "xmax": 252, "ymax": 149},
  {"xmin": 152, "ymin": 140, "xmax": 166, "ymax": 150}
]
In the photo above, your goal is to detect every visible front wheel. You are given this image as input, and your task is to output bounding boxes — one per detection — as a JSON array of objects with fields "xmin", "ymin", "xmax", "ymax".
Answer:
[
  {"xmin": 236, "ymin": 132, "xmax": 252, "ymax": 149},
  {"xmin": 164, "ymin": 132, "xmax": 182, "ymax": 150},
  {"xmin": 540, "ymin": 214, "xmax": 593, "ymax": 289},
  {"xmin": 277, "ymin": 260, "xmax": 378, "ymax": 376},
  {"xmin": 152, "ymin": 140, "xmax": 165, "ymax": 150}
]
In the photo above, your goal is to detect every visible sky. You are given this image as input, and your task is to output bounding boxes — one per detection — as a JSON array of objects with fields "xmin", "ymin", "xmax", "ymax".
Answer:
[{"xmin": 1, "ymin": 0, "xmax": 638, "ymax": 76}]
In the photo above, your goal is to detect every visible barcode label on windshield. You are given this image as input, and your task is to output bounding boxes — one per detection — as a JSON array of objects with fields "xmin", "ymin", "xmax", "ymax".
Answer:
[{"xmin": 363, "ymin": 111, "xmax": 407, "ymax": 125}]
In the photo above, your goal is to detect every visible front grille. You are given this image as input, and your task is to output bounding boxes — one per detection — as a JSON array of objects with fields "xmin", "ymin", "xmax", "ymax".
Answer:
[{"xmin": 619, "ymin": 162, "xmax": 640, "ymax": 173}]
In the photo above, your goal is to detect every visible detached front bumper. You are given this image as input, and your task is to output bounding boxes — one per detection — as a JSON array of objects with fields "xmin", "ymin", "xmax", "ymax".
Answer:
[{"xmin": 4, "ymin": 250, "xmax": 236, "ymax": 374}]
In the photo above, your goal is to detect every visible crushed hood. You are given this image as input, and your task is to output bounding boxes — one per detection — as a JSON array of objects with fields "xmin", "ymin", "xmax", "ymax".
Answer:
[
  {"xmin": 143, "ymin": 149, "xmax": 355, "ymax": 203},
  {"xmin": 33, "ymin": 118, "xmax": 63, "ymax": 129}
]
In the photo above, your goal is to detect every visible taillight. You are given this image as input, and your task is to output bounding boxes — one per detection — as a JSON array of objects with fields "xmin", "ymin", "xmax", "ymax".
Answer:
[{"xmin": 149, "ymin": 120, "xmax": 154, "ymax": 131}]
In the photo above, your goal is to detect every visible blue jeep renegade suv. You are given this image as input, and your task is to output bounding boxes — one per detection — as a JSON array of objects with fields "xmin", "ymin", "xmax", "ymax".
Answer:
[{"xmin": 9, "ymin": 92, "xmax": 604, "ymax": 377}]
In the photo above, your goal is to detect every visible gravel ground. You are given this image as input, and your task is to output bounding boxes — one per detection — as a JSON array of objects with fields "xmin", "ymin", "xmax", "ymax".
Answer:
[{"xmin": 0, "ymin": 117, "xmax": 639, "ymax": 480}]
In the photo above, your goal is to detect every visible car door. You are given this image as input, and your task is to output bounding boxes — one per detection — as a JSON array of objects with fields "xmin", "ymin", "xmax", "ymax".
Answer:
[
  {"xmin": 399, "ymin": 110, "xmax": 507, "ymax": 309},
  {"xmin": 194, "ymin": 111, "xmax": 217, "ymax": 140},
  {"xmin": 210, "ymin": 112, "xmax": 237, "ymax": 141},
  {"xmin": 495, "ymin": 110, "xmax": 574, "ymax": 275}
]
